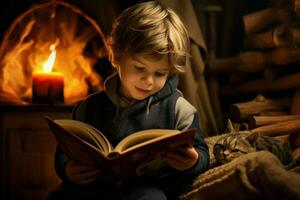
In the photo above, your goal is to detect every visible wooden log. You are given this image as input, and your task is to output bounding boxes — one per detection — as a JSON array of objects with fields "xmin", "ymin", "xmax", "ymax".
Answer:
[
  {"xmin": 287, "ymin": 27, "xmax": 300, "ymax": 45},
  {"xmin": 248, "ymin": 115, "xmax": 300, "ymax": 129},
  {"xmin": 290, "ymin": 88, "xmax": 300, "ymax": 148},
  {"xmin": 263, "ymin": 67, "xmax": 280, "ymax": 82},
  {"xmin": 243, "ymin": 7, "xmax": 292, "ymax": 35},
  {"xmin": 208, "ymin": 52, "xmax": 265, "ymax": 73},
  {"xmin": 257, "ymin": 110, "xmax": 290, "ymax": 116},
  {"xmin": 221, "ymin": 71, "xmax": 300, "ymax": 97},
  {"xmin": 295, "ymin": 0, "xmax": 300, "ymax": 19},
  {"xmin": 209, "ymin": 47, "xmax": 300, "ymax": 73},
  {"xmin": 229, "ymin": 95, "xmax": 291, "ymax": 122},
  {"xmin": 291, "ymin": 88, "xmax": 300, "ymax": 115},
  {"xmin": 249, "ymin": 118, "xmax": 300, "ymax": 138},
  {"xmin": 244, "ymin": 25, "xmax": 293, "ymax": 49},
  {"xmin": 265, "ymin": 68, "xmax": 274, "ymax": 83},
  {"xmin": 256, "ymin": 26, "xmax": 300, "ymax": 46}
]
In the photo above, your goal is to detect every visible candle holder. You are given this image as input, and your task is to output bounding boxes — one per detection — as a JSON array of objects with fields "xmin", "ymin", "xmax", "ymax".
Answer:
[{"xmin": 32, "ymin": 72, "xmax": 64, "ymax": 104}]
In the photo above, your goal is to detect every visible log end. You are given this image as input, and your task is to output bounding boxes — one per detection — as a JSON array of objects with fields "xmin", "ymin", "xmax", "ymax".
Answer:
[
  {"xmin": 229, "ymin": 105, "xmax": 241, "ymax": 122},
  {"xmin": 248, "ymin": 116, "xmax": 256, "ymax": 130}
]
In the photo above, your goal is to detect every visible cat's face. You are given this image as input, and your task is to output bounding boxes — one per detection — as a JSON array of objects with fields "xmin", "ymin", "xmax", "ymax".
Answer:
[{"xmin": 213, "ymin": 133, "xmax": 256, "ymax": 164}]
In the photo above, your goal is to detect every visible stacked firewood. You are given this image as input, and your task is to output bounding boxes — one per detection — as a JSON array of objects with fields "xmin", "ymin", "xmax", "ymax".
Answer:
[
  {"xmin": 209, "ymin": 0, "xmax": 300, "ymax": 151},
  {"xmin": 210, "ymin": 0, "xmax": 300, "ymax": 97},
  {"xmin": 228, "ymin": 94, "xmax": 300, "ymax": 153}
]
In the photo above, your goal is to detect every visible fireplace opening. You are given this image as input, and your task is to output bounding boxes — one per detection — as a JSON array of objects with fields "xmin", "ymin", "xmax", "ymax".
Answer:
[{"xmin": 0, "ymin": 0, "xmax": 112, "ymax": 105}]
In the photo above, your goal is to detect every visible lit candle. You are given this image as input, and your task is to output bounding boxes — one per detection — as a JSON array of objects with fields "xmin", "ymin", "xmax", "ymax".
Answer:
[{"xmin": 32, "ymin": 45, "xmax": 64, "ymax": 104}]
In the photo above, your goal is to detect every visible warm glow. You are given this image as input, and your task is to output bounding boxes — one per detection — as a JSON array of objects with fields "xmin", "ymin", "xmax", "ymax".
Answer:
[
  {"xmin": 43, "ymin": 44, "xmax": 56, "ymax": 72},
  {"xmin": 0, "ymin": 2, "xmax": 105, "ymax": 105}
]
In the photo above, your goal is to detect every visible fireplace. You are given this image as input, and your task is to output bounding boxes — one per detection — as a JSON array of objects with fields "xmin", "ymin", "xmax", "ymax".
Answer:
[{"xmin": 0, "ymin": 0, "xmax": 111, "ymax": 105}]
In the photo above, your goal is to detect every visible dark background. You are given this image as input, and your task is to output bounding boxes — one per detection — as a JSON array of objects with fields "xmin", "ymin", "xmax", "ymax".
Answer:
[{"xmin": 0, "ymin": 0, "xmax": 270, "ymax": 57}]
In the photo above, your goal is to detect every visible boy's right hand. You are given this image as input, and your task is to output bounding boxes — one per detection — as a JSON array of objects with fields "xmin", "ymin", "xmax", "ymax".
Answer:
[{"xmin": 65, "ymin": 160, "xmax": 101, "ymax": 185}]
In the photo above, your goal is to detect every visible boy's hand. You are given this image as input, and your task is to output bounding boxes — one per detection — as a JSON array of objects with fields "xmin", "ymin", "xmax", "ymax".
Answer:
[
  {"xmin": 65, "ymin": 160, "xmax": 101, "ymax": 185},
  {"xmin": 163, "ymin": 146, "xmax": 199, "ymax": 171}
]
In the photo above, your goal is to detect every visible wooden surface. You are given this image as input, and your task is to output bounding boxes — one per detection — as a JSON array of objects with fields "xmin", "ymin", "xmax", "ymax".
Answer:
[{"xmin": 0, "ymin": 104, "xmax": 73, "ymax": 200}]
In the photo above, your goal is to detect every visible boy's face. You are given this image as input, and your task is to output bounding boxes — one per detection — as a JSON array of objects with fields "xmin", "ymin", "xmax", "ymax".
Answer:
[{"xmin": 116, "ymin": 54, "xmax": 170, "ymax": 101}]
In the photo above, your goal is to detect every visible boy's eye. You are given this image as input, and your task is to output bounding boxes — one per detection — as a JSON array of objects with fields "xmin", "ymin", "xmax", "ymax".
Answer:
[
  {"xmin": 154, "ymin": 72, "xmax": 167, "ymax": 77},
  {"xmin": 134, "ymin": 66, "xmax": 144, "ymax": 71}
]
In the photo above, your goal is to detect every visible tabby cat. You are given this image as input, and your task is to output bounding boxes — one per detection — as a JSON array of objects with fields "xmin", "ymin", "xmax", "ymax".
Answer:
[
  {"xmin": 212, "ymin": 120, "xmax": 297, "ymax": 168},
  {"xmin": 213, "ymin": 132, "xmax": 294, "ymax": 166}
]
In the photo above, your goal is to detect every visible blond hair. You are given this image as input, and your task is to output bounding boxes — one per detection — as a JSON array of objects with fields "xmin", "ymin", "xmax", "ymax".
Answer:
[{"xmin": 107, "ymin": 1, "xmax": 190, "ymax": 74}]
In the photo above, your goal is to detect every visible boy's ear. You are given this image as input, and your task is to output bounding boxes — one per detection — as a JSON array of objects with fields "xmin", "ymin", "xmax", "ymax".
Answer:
[
  {"xmin": 115, "ymin": 64, "xmax": 120, "ymax": 72},
  {"xmin": 107, "ymin": 50, "xmax": 119, "ymax": 69},
  {"xmin": 110, "ymin": 60, "xmax": 120, "ymax": 70}
]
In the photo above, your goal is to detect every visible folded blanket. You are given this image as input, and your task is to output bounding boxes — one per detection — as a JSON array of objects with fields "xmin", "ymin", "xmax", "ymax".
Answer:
[{"xmin": 179, "ymin": 151, "xmax": 300, "ymax": 200}]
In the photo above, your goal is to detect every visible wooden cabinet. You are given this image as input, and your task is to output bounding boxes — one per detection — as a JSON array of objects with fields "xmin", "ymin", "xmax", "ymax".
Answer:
[{"xmin": 0, "ymin": 105, "xmax": 73, "ymax": 200}]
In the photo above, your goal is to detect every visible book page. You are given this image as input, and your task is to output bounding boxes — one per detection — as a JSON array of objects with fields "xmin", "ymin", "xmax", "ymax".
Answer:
[
  {"xmin": 114, "ymin": 129, "xmax": 180, "ymax": 152},
  {"xmin": 55, "ymin": 119, "xmax": 113, "ymax": 153}
]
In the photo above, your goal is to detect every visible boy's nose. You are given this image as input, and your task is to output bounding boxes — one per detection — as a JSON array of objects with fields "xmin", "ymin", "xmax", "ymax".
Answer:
[{"xmin": 142, "ymin": 74, "xmax": 154, "ymax": 86}]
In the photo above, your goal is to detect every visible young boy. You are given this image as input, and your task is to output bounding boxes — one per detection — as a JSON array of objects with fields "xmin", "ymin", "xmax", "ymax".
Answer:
[{"xmin": 50, "ymin": 1, "xmax": 209, "ymax": 199}]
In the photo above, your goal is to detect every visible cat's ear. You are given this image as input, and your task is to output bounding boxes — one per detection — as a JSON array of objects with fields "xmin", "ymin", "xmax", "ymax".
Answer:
[
  {"xmin": 245, "ymin": 132, "xmax": 258, "ymax": 144},
  {"xmin": 226, "ymin": 119, "xmax": 235, "ymax": 133}
]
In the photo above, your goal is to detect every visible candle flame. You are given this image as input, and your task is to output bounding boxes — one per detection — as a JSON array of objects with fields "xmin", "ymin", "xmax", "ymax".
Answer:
[{"xmin": 43, "ymin": 44, "xmax": 56, "ymax": 72}]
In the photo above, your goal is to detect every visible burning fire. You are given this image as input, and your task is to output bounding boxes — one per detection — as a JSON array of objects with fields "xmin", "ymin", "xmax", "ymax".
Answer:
[
  {"xmin": 0, "ymin": 1, "xmax": 105, "ymax": 105},
  {"xmin": 43, "ymin": 44, "xmax": 56, "ymax": 73}
]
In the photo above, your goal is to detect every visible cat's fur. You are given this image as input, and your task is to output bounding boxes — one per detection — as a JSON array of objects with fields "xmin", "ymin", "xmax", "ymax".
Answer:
[
  {"xmin": 212, "ymin": 120, "xmax": 297, "ymax": 169},
  {"xmin": 213, "ymin": 132, "xmax": 293, "ymax": 166}
]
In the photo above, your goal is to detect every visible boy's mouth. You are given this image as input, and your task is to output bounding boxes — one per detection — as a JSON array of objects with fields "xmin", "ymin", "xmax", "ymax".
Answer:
[{"xmin": 135, "ymin": 86, "xmax": 151, "ymax": 94}]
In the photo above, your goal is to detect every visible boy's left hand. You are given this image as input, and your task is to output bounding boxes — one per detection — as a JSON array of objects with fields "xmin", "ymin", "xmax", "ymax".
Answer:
[{"xmin": 163, "ymin": 145, "xmax": 199, "ymax": 171}]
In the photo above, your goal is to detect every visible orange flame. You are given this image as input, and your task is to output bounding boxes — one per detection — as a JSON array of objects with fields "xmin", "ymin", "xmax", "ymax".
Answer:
[
  {"xmin": 43, "ymin": 44, "xmax": 56, "ymax": 72},
  {"xmin": 0, "ymin": 3, "xmax": 105, "ymax": 105}
]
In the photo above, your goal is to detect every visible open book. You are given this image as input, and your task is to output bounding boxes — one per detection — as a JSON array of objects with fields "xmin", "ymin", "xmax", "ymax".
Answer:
[{"xmin": 45, "ymin": 117, "xmax": 196, "ymax": 182}]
